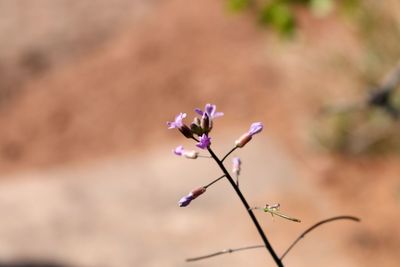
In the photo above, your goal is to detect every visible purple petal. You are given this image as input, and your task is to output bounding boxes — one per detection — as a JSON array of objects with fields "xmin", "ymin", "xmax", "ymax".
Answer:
[
  {"xmin": 213, "ymin": 112, "xmax": 224, "ymax": 118},
  {"xmin": 196, "ymin": 134, "xmax": 211, "ymax": 149},
  {"xmin": 173, "ymin": 145, "xmax": 184, "ymax": 156},
  {"xmin": 195, "ymin": 108, "xmax": 204, "ymax": 116},
  {"xmin": 248, "ymin": 122, "xmax": 263, "ymax": 136},
  {"xmin": 167, "ymin": 112, "xmax": 187, "ymax": 129},
  {"xmin": 175, "ymin": 113, "xmax": 187, "ymax": 126},
  {"xmin": 178, "ymin": 194, "xmax": 193, "ymax": 207},
  {"xmin": 232, "ymin": 157, "xmax": 241, "ymax": 167},
  {"xmin": 232, "ymin": 157, "xmax": 241, "ymax": 175},
  {"xmin": 167, "ymin": 121, "xmax": 176, "ymax": 129},
  {"xmin": 205, "ymin": 104, "xmax": 216, "ymax": 117}
]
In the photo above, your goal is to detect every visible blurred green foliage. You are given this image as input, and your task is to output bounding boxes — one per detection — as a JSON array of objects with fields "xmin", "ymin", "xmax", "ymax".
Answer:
[
  {"xmin": 227, "ymin": 0, "xmax": 400, "ymax": 154},
  {"xmin": 259, "ymin": 1, "xmax": 296, "ymax": 36},
  {"xmin": 227, "ymin": 0, "xmax": 400, "ymax": 155},
  {"xmin": 227, "ymin": 0, "xmax": 360, "ymax": 37},
  {"xmin": 314, "ymin": 1, "xmax": 400, "ymax": 155}
]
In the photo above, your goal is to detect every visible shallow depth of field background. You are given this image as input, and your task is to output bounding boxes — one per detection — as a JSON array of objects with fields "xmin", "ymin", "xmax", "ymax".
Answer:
[{"xmin": 0, "ymin": 1, "xmax": 399, "ymax": 267}]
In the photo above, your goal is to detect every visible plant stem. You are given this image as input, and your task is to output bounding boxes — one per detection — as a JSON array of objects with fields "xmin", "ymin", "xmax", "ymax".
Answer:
[
  {"xmin": 280, "ymin": 215, "xmax": 360, "ymax": 260},
  {"xmin": 186, "ymin": 245, "xmax": 265, "ymax": 262},
  {"xmin": 221, "ymin": 146, "xmax": 238, "ymax": 162},
  {"xmin": 185, "ymin": 215, "xmax": 360, "ymax": 262},
  {"xmin": 207, "ymin": 147, "xmax": 284, "ymax": 267},
  {"xmin": 204, "ymin": 174, "xmax": 226, "ymax": 189}
]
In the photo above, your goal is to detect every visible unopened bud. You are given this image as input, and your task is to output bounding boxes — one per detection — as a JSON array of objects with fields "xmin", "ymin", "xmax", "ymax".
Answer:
[
  {"xmin": 235, "ymin": 133, "xmax": 252, "ymax": 148},
  {"xmin": 232, "ymin": 157, "xmax": 241, "ymax": 176},
  {"xmin": 190, "ymin": 187, "xmax": 206, "ymax": 199},
  {"xmin": 194, "ymin": 117, "xmax": 201, "ymax": 126},
  {"xmin": 178, "ymin": 187, "xmax": 206, "ymax": 207},
  {"xmin": 179, "ymin": 124, "xmax": 193, "ymax": 139},
  {"xmin": 190, "ymin": 117, "xmax": 203, "ymax": 136},
  {"xmin": 201, "ymin": 113, "xmax": 210, "ymax": 133}
]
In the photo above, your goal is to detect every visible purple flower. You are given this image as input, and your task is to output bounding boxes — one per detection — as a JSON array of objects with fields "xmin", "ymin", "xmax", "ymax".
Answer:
[
  {"xmin": 249, "ymin": 122, "xmax": 263, "ymax": 136},
  {"xmin": 178, "ymin": 194, "xmax": 193, "ymax": 207},
  {"xmin": 196, "ymin": 134, "xmax": 211, "ymax": 149},
  {"xmin": 178, "ymin": 187, "xmax": 206, "ymax": 207},
  {"xmin": 167, "ymin": 113, "xmax": 193, "ymax": 138},
  {"xmin": 167, "ymin": 113, "xmax": 187, "ymax": 129},
  {"xmin": 232, "ymin": 157, "xmax": 241, "ymax": 176},
  {"xmin": 195, "ymin": 104, "xmax": 224, "ymax": 120},
  {"xmin": 235, "ymin": 122, "xmax": 264, "ymax": 148},
  {"xmin": 173, "ymin": 145, "xmax": 184, "ymax": 156}
]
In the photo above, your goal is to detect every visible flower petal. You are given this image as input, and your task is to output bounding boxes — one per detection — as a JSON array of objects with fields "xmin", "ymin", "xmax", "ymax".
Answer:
[
  {"xmin": 205, "ymin": 104, "xmax": 216, "ymax": 116},
  {"xmin": 249, "ymin": 122, "xmax": 263, "ymax": 136},
  {"xmin": 196, "ymin": 134, "xmax": 211, "ymax": 149},
  {"xmin": 213, "ymin": 112, "xmax": 224, "ymax": 118},
  {"xmin": 167, "ymin": 112, "xmax": 187, "ymax": 129},
  {"xmin": 178, "ymin": 194, "xmax": 193, "ymax": 207},
  {"xmin": 173, "ymin": 145, "xmax": 184, "ymax": 156},
  {"xmin": 194, "ymin": 108, "xmax": 204, "ymax": 116}
]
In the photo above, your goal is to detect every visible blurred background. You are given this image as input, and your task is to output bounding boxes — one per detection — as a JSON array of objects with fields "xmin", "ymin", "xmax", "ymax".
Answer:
[{"xmin": 0, "ymin": 0, "xmax": 399, "ymax": 266}]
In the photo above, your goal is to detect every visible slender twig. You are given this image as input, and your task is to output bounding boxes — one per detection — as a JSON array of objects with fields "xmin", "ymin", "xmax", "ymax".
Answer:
[
  {"xmin": 186, "ymin": 245, "xmax": 265, "ymax": 262},
  {"xmin": 280, "ymin": 215, "xmax": 360, "ymax": 260},
  {"xmin": 207, "ymin": 147, "xmax": 284, "ymax": 267},
  {"xmin": 185, "ymin": 215, "xmax": 360, "ymax": 262},
  {"xmin": 204, "ymin": 174, "xmax": 226, "ymax": 189},
  {"xmin": 221, "ymin": 146, "xmax": 238, "ymax": 162}
]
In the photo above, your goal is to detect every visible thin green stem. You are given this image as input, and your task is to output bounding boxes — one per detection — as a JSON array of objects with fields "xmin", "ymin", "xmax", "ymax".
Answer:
[{"xmin": 207, "ymin": 147, "xmax": 283, "ymax": 267}]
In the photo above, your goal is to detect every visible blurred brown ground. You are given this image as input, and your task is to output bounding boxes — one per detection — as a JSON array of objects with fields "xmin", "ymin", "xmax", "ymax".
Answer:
[{"xmin": 0, "ymin": 0, "xmax": 399, "ymax": 266}]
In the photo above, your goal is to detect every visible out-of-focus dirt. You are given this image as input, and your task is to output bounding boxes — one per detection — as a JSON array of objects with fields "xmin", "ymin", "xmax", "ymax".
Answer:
[{"xmin": 0, "ymin": 0, "xmax": 399, "ymax": 266}]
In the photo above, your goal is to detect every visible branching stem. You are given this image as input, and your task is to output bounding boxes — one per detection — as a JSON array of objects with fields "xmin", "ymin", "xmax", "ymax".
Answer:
[
  {"xmin": 207, "ymin": 147, "xmax": 283, "ymax": 267},
  {"xmin": 186, "ymin": 215, "xmax": 360, "ymax": 262},
  {"xmin": 186, "ymin": 245, "xmax": 265, "ymax": 262},
  {"xmin": 204, "ymin": 174, "xmax": 226, "ymax": 189},
  {"xmin": 280, "ymin": 215, "xmax": 360, "ymax": 260},
  {"xmin": 221, "ymin": 146, "xmax": 238, "ymax": 162}
]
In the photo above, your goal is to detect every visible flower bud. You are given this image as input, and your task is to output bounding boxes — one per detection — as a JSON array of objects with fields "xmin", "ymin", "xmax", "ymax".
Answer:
[
  {"xmin": 178, "ymin": 195, "xmax": 193, "ymax": 207},
  {"xmin": 232, "ymin": 157, "xmax": 241, "ymax": 176},
  {"xmin": 194, "ymin": 117, "xmax": 201, "ymax": 126},
  {"xmin": 179, "ymin": 124, "xmax": 194, "ymax": 139},
  {"xmin": 190, "ymin": 117, "xmax": 203, "ymax": 136},
  {"xmin": 235, "ymin": 133, "xmax": 252, "ymax": 148},
  {"xmin": 200, "ymin": 113, "xmax": 210, "ymax": 133},
  {"xmin": 190, "ymin": 187, "xmax": 206, "ymax": 199},
  {"xmin": 178, "ymin": 187, "xmax": 206, "ymax": 207}
]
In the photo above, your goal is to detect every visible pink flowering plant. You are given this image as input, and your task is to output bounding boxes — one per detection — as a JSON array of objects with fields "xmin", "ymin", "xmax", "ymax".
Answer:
[{"xmin": 167, "ymin": 103, "xmax": 360, "ymax": 266}]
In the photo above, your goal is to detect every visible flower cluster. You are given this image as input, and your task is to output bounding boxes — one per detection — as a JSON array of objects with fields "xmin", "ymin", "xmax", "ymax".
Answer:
[
  {"xmin": 167, "ymin": 103, "xmax": 263, "ymax": 152},
  {"xmin": 167, "ymin": 103, "xmax": 264, "ymax": 207},
  {"xmin": 167, "ymin": 104, "xmax": 223, "ymax": 150}
]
